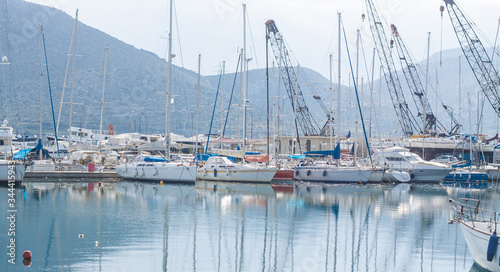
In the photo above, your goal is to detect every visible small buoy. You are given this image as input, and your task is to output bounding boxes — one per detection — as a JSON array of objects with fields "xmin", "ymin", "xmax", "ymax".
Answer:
[
  {"xmin": 23, "ymin": 250, "xmax": 32, "ymax": 259},
  {"xmin": 23, "ymin": 258, "xmax": 32, "ymax": 267},
  {"xmin": 160, "ymin": 180, "xmax": 164, "ymax": 187},
  {"xmin": 487, "ymin": 231, "xmax": 498, "ymax": 262},
  {"xmin": 95, "ymin": 241, "xmax": 99, "ymax": 247},
  {"xmin": 98, "ymin": 181, "xmax": 102, "ymax": 188},
  {"xmin": 78, "ymin": 234, "xmax": 85, "ymax": 238}
]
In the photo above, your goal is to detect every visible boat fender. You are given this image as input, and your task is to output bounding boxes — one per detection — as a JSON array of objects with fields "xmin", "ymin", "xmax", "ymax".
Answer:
[
  {"xmin": 323, "ymin": 170, "xmax": 327, "ymax": 177},
  {"xmin": 226, "ymin": 169, "xmax": 230, "ymax": 176},
  {"xmin": 214, "ymin": 169, "xmax": 217, "ymax": 177},
  {"xmin": 140, "ymin": 169, "xmax": 145, "ymax": 177},
  {"xmin": 295, "ymin": 170, "xmax": 300, "ymax": 176},
  {"xmin": 487, "ymin": 231, "xmax": 498, "ymax": 262},
  {"xmin": 134, "ymin": 169, "xmax": 138, "ymax": 177},
  {"xmin": 307, "ymin": 170, "xmax": 311, "ymax": 176},
  {"xmin": 124, "ymin": 165, "xmax": 127, "ymax": 173},
  {"xmin": 153, "ymin": 168, "xmax": 158, "ymax": 176}
]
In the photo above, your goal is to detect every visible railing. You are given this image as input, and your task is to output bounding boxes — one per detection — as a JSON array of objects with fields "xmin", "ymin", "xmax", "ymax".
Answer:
[{"xmin": 450, "ymin": 198, "xmax": 499, "ymax": 230}]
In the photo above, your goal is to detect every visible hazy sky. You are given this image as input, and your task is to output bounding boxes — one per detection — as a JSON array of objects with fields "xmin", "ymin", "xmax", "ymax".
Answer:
[{"xmin": 26, "ymin": 0, "xmax": 500, "ymax": 80}]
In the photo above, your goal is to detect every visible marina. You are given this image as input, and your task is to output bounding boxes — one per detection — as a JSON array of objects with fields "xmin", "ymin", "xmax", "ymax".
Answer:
[
  {"xmin": 0, "ymin": 0, "xmax": 500, "ymax": 270},
  {"xmin": 1, "ymin": 180, "xmax": 494, "ymax": 271}
]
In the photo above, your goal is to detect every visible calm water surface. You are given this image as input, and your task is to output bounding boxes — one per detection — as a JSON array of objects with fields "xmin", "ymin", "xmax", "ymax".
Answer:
[{"xmin": 0, "ymin": 180, "xmax": 496, "ymax": 271}]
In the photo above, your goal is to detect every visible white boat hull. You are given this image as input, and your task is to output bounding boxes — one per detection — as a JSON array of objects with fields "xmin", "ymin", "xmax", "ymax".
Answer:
[
  {"xmin": 196, "ymin": 168, "xmax": 277, "ymax": 183},
  {"xmin": 460, "ymin": 220, "xmax": 500, "ymax": 272},
  {"xmin": 382, "ymin": 169, "xmax": 411, "ymax": 183},
  {"xmin": 294, "ymin": 166, "xmax": 374, "ymax": 183},
  {"xmin": 117, "ymin": 163, "xmax": 197, "ymax": 183},
  {"xmin": 0, "ymin": 160, "xmax": 24, "ymax": 184}
]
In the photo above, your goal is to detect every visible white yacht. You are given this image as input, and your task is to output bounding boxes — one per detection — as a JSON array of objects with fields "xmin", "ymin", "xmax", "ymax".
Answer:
[
  {"xmin": 197, "ymin": 156, "xmax": 277, "ymax": 183},
  {"xmin": 116, "ymin": 154, "xmax": 197, "ymax": 183},
  {"xmin": 373, "ymin": 147, "xmax": 452, "ymax": 183}
]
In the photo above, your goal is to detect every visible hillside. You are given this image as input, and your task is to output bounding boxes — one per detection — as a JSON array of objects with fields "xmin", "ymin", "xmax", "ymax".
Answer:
[{"xmin": 1, "ymin": 0, "xmax": 498, "ymax": 139}]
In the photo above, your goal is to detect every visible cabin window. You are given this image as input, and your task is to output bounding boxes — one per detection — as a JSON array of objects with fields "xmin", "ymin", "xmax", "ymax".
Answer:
[
  {"xmin": 0, "ymin": 140, "xmax": 3, "ymax": 145},
  {"xmin": 306, "ymin": 140, "xmax": 311, "ymax": 152}
]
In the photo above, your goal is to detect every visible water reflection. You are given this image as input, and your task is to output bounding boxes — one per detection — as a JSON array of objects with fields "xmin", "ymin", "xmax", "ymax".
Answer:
[{"xmin": 0, "ymin": 180, "xmax": 488, "ymax": 271}]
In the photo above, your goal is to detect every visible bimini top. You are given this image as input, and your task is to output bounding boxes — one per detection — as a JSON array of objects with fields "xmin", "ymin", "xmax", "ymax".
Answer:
[{"xmin": 144, "ymin": 157, "xmax": 168, "ymax": 163}]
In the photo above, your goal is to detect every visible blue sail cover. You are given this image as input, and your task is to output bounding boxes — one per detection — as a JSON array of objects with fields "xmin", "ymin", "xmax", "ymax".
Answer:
[
  {"xmin": 304, "ymin": 143, "xmax": 341, "ymax": 159},
  {"xmin": 13, "ymin": 139, "xmax": 50, "ymax": 160}
]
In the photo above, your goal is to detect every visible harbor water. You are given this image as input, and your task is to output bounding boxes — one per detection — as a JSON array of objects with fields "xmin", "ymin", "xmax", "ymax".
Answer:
[{"xmin": 1, "ymin": 180, "xmax": 495, "ymax": 271}]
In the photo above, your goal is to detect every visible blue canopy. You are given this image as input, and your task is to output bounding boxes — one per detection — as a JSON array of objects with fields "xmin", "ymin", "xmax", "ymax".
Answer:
[
  {"xmin": 303, "ymin": 143, "xmax": 341, "ymax": 159},
  {"xmin": 13, "ymin": 139, "xmax": 50, "ymax": 160},
  {"xmin": 288, "ymin": 154, "xmax": 306, "ymax": 159},
  {"xmin": 144, "ymin": 157, "xmax": 168, "ymax": 163}
]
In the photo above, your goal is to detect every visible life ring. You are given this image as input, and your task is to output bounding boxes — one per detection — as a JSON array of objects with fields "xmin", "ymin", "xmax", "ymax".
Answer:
[
  {"xmin": 307, "ymin": 170, "xmax": 311, "ymax": 176},
  {"xmin": 323, "ymin": 170, "xmax": 327, "ymax": 177}
]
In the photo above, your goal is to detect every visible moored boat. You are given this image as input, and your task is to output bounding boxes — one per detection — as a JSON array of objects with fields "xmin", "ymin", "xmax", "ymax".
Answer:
[
  {"xmin": 196, "ymin": 156, "xmax": 277, "ymax": 183},
  {"xmin": 450, "ymin": 198, "xmax": 500, "ymax": 272}
]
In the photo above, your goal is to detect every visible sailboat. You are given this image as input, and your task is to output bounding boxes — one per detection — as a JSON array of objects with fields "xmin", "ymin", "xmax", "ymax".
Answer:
[
  {"xmin": 116, "ymin": 0, "xmax": 196, "ymax": 183},
  {"xmin": 196, "ymin": 4, "xmax": 277, "ymax": 183}
]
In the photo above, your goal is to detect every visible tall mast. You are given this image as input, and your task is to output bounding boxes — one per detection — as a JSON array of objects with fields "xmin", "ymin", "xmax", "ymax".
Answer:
[
  {"xmin": 354, "ymin": 29, "xmax": 360, "ymax": 164},
  {"xmin": 220, "ymin": 61, "xmax": 225, "ymax": 148},
  {"xmin": 99, "ymin": 47, "xmax": 108, "ymax": 144},
  {"xmin": 57, "ymin": 9, "xmax": 78, "ymax": 142},
  {"xmin": 329, "ymin": 53, "xmax": 333, "ymax": 149},
  {"xmin": 39, "ymin": 25, "xmax": 43, "ymax": 159},
  {"xmin": 195, "ymin": 54, "xmax": 200, "ymax": 155},
  {"xmin": 423, "ymin": 32, "xmax": 430, "ymax": 160},
  {"xmin": 337, "ymin": 12, "xmax": 342, "ymax": 143},
  {"xmin": 68, "ymin": 9, "xmax": 78, "ymax": 146},
  {"xmin": 165, "ymin": 0, "xmax": 173, "ymax": 160},
  {"xmin": 242, "ymin": 3, "xmax": 247, "ymax": 151}
]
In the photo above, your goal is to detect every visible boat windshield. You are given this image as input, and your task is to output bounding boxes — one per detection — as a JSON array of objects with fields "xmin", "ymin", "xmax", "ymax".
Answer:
[{"xmin": 405, "ymin": 155, "xmax": 421, "ymax": 162}]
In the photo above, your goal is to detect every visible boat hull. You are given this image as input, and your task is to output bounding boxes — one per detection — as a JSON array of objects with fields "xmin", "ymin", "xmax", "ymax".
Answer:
[
  {"xmin": 459, "ymin": 220, "xmax": 500, "ymax": 272},
  {"xmin": 382, "ymin": 169, "xmax": 411, "ymax": 183},
  {"xmin": 271, "ymin": 169, "xmax": 294, "ymax": 183},
  {"xmin": 0, "ymin": 160, "xmax": 24, "ymax": 185},
  {"xmin": 116, "ymin": 163, "xmax": 197, "ymax": 183},
  {"xmin": 294, "ymin": 166, "xmax": 374, "ymax": 183},
  {"xmin": 196, "ymin": 168, "xmax": 277, "ymax": 183}
]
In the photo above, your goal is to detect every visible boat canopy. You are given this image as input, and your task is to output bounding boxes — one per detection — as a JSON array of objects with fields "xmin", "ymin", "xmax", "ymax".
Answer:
[
  {"xmin": 144, "ymin": 157, "xmax": 168, "ymax": 163},
  {"xmin": 13, "ymin": 139, "xmax": 50, "ymax": 160},
  {"xmin": 303, "ymin": 143, "xmax": 341, "ymax": 159}
]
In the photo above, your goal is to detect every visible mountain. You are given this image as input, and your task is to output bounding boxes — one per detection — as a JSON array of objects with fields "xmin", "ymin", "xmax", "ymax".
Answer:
[{"xmin": 1, "ymin": 0, "xmax": 498, "ymax": 139}]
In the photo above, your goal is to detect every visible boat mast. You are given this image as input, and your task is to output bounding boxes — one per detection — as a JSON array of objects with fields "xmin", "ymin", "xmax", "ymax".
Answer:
[
  {"xmin": 329, "ymin": 53, "xmax": 333, "ymax": 150},
  {"xmin": 423, "ymin": 32, "xmax": 430, "ymax": 160},
  {"xmin": 39, "ymin": 25, "xmax": 43, "ymax": 159},
  {"xmin": 220, "ymin": 60, "xmax": 225, "ymax": 148},
  {"xmin": 242, "ymin": 3, "xmax": 247, "ymax": 152},
  {"xmin": 98, "ymin": 47, "xmax": 108, "ymax": 146},
  {"xmin": 166, "ymin": 0, "xmax": 173, "ymax": 160},
  {"xmin": 354, "ymin": 29, "xmax": 360, "ymax": 165},
  {"xmin": 337, "ymin": 12, "xmax": 342, "ymax": 145},
  {"xmin": 195, "ymin": 54, "xmax": 200, "ymax": 155},
  {"xmin": 68, "ymin": 9, "xmax": 78, "ymax": 147},
  {"xmin": 57, "ymin": 9, "xmax": 78, "ymax": 144}
]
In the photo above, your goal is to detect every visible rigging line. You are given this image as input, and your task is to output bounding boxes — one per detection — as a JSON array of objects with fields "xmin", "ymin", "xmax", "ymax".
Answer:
[
  {"xmin": 205, "ymin": 71, "xmax": 223, "ymax": 153},
  {"xmin": 222, "ymin": 55, "xmax": 242, "ymax": 143},
  {"xmin": 342, "ymin": 22, "xmax": 373, "ymax": 165},
  {"xmin": 84, "ymin": 49, "xmax": 105, "ymax": 129},
  {"xmin": 172, "ymin": 0, "xmax": 184, "ymax": 67},
  {"xmin": 245, "ymin": 10, "xmax": 259, "ymax": 69},
  {"xmin": 42, "ymin": 32, "xmax": 60, "ymax": 157}
]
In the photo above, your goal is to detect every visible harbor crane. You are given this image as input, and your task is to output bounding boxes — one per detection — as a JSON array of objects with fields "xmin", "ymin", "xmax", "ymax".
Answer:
[
  {"xmin": 443, "ymin": 0, "xmax": 500, "ymax": 117},
  {"xmin": 390, "ymin": 24, "xmax": 457, "ymax": 135},
  {"xmin": 365, "ymin": 0, "xmax": 421, "ymax": 137},
  {"xmin": 265, "ymin": 19, "xmax": 321, "ymax": 136},
  {"xmin": 313, "ymin": 94, "xmax": 335, "ymax": 136}
]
